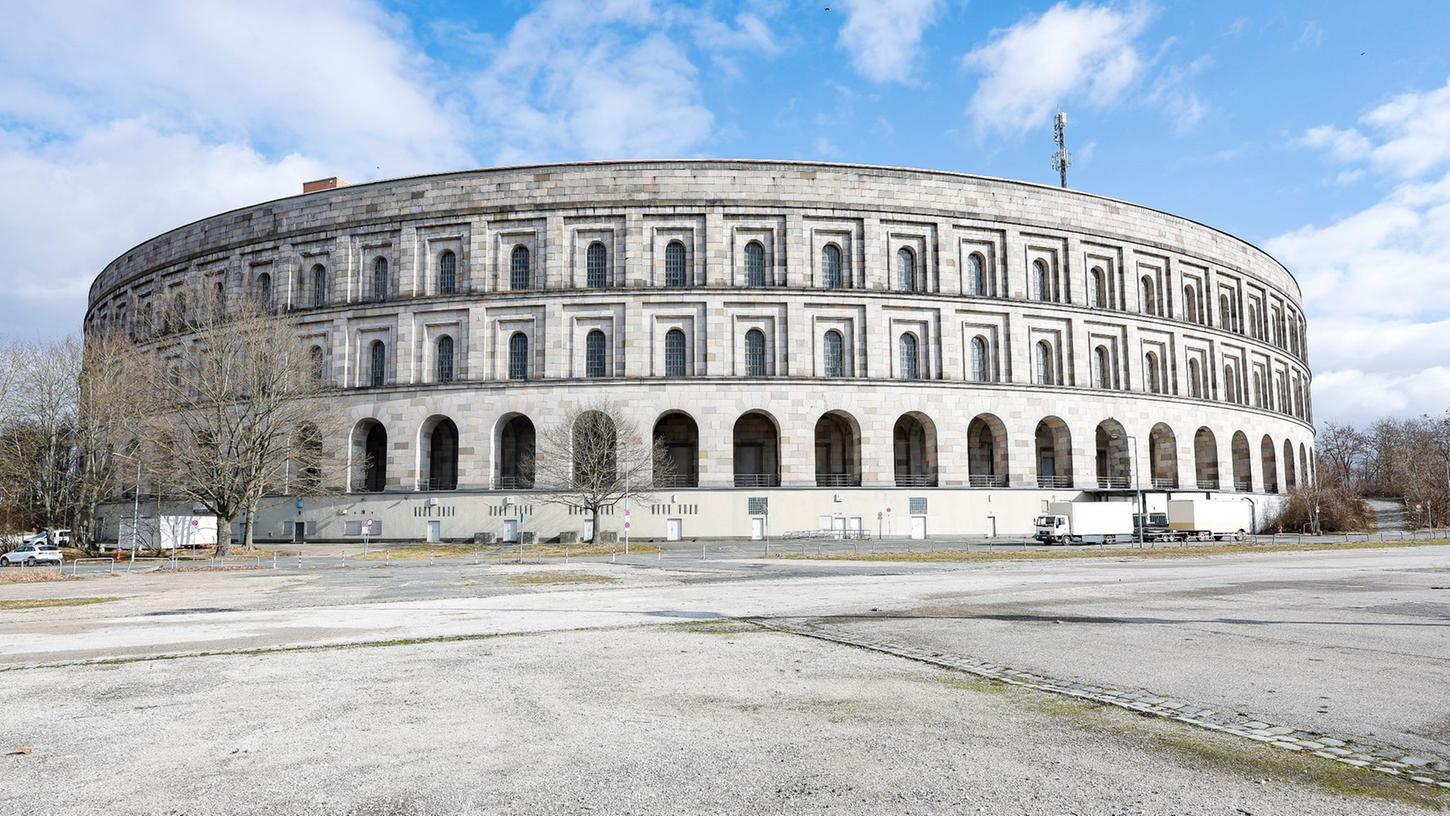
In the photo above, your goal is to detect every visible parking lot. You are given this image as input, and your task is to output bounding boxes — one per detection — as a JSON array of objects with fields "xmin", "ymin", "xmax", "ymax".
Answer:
[{"xmin": 2, "ymin": 542, "xmax": 1448, "ymax": 813}]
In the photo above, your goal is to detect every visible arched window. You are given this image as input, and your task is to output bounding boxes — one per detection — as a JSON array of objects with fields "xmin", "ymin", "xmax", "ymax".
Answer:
[
  {"xmin": 257, "ymin": 272, "xmax": 273, "ymax": 306},
  {"xmin": 745, "ymin": 241, "xmax": 766, "ymax": 287},
  {"xmin": 665, "ymin": 328, "xmax": 687, "ymax": 376},
  {"xmin": 510, "ymin": 245, "xmax": 531, "ymax": 290},
  {"xmin": 1090, "ymin": 267, "xmax": 1106, "ymax": 307},
  {"xmin": 1183, "ymin": 286, "xmax": 1198, "ymax": 323},
  {"xmin": 1188, "ymin": 358, "xmax": 1203, "ymax": 398},
  {"xmin": 1219, "ymin": 294, "xmax": 1232, "ymax": 331},
  {"xmin": 665, "ymin": 241, "xmax": 687, "ymax": 287},
  {"xmin": 586, "ymin": 241, "xmax": 607, "ymax": 288},
  {"xmin": 508, "ymin": 332, "xmax": 529, "ymax": 380},
  {"xmin": 372, "ymin": 258, "xmax": 389, "ymax": 301},
  {"xmin": 896, "ymin": 247, "xmax": 916, "ymax": 292},
  {"xmin": 1253, "ymin": 371, "xmax": 1265, "ymax": 407},
  {"xmin": 970, "ymin": 336, "xmax": 990, "ymax": 382},
  {"xmin": 311, "ymin": 264, "xmax": 327, "ymax": 307},
  {"xmin": 585, "ymin": 329, "xmax": 607, "ymax": 377},
  {"xmin": 1139, "ymin": 275, "xmax": 1155, "ymax": 314},
  {"xmin": 899, "ymin": 333, "xmax": 919, "ymax": 379},
  {"xmin": 309, "ymin": 345, "xmax": 326, "ymax": 382},
  {"xmin": 745, "ymin": 328, "xmax": 767, "ymax": 376},
  {"xmin": 1146, "ymin": 352, "xmax": 1161, "ymax": 393},
  {"xmin": 823, "ymin": 330, "xmax": 845, "ymax": 377},
  {"xmin": 967, "ymin": 253, "xmax": 986, "ymax": 296},
  {"xmin": 1093, "ymin": 345, "xmax": 1111, "ymax": 389},
  {"xmin": 369, "ymin": 340, "xmax": 386, "ymax": 387},
  {"xmin": 1248, "ymin": 303, "xmax": 1260, "ymax": 339},
  {"xmin": 438, "ymin": 251, "xmax": 457, "ymax": 295},
  {"xmin": 1032, "ymin": 260, "xmax": 1051, "ymax": 301},
  {"xmin": 1034, "ymin": 340, "xmax": 1054, "ymax": 385},
  {"xmin": 822, "ymin": 244, "xmax": 843, "ymax": 288},
  {"xmin": 436, "ymin": 336, "xmax": 454, "ymax": 383},
  {"xmin": 1225, "ymin": 365, "xmax": 1239, "ymax": 403}
]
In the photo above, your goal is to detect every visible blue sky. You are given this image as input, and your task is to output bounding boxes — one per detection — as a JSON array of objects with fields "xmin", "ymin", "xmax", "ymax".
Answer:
[{"xmin": 3, "ymin": 1, "xmax": 1448, "ymax": 427}]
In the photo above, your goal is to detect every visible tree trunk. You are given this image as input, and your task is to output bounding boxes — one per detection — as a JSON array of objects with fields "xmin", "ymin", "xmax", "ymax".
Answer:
[
  {"xmin": 590, "ymin": 505, "xmax": 600, "ymax": 543},
  {"xmin": 241, "ymin": 498, "xmax": 260, "ymax": 554}
]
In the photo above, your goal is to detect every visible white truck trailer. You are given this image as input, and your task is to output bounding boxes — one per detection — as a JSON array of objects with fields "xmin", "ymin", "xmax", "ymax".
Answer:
[
  {"xmin": 118, "ymin": 515, "xmax": 218, "ymax": 552},
  {"xmin": 1165, "ymin": 499, "xmax": 1252, "ymax": 541},
  {"xmin": 1034, "ymin": 501, "xmax": 1135, "ymax": 545}
]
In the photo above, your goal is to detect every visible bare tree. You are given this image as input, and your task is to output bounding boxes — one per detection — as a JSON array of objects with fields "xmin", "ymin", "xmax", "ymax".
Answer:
[
  {"xmin": 0, "ymin": 339, "xmax": 79, "ymax": 544},
  {"xmin": 70, "ymin": 331, "xmax": 151, "ymax": 551},
  {"xmin": 533, "ymin": 402, "xmax": 670, "ymax": 542},
  {"xmin": 140, "ymin": 289, "xmax": 339, "ymax": 554},
  {"xmin": 1317, "ymin": 421, "xmax": 1369, "ymax": 491}
]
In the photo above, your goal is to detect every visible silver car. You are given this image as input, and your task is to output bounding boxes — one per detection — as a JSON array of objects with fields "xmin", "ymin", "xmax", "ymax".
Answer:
[{"xmin": 1, "ymin": 543, "xmax": 63, "ymax": 567}]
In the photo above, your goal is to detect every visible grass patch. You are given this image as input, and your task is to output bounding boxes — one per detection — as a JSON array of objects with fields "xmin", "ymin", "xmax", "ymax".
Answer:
[
  {"xmin": 0, "ymin": 567, "xmax": 74, "ymax": 584},
  {"xmin": 670, "ymin": 618, "xmax": 757, "ymax": 636},
  {"xmin": 351, "ymin": 542, "xmax": 662, "ymax": 562},
  {"xmin": 0, "ymin": 595, "xmax": 120, "ymax": 610},
  {"xmin": 509, "ymin": 571, "xmax": 619, "ymax": 586},
  {"xmin": 770, "ymin": 538, "xmax": 1450, "ymax": 564},
  {"xmin": 922, "ymin": 668, "xmax": 1449, "ymax": 810}
]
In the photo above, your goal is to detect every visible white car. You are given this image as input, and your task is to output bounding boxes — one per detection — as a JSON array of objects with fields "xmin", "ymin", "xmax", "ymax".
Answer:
[{"xmin": 1, "ymin": 543, "xmax": 63, "ymax": 567}]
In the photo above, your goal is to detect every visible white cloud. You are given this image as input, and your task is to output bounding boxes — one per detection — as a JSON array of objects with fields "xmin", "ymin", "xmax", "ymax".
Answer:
[
  {"xmin": 836, "ymin": 0, "xmax": 944, "ymax": 85},
  {"xmin": 962, "ymin": 2, "xmax": 1153, "ymax": 135},
  {"xmin": 0, "ymin": 121, "xmax": 324, "ymax": 339},
  {"xmin": 0, "ymin": 0, "xmax": 470, "ymax": 177},
  {"xmin": 0, "ymin": 0, "xmax": 470, "ymax": 340},
  {"xmin": 472, "ymin": 0, "xmax": 780, "ymax": 162},
  {"xmin": 1295, "ymin": 78, "xmax": 1450, "ymax": 178}
]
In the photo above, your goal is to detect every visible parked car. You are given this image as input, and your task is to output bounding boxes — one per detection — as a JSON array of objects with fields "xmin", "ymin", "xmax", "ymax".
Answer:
[
  {"xmin": 20, "ymin": 529, "xmax": 70, "ymax": 547},
  {"xmin": 1, "ymin": 543, "xmax": 63, "ymax": 567}
]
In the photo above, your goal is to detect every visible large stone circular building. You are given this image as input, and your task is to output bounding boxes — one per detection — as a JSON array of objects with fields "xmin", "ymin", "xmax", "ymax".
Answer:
[{"xmin": 85, "ymin": 160, "xmax": 1314, "ymax": 543}]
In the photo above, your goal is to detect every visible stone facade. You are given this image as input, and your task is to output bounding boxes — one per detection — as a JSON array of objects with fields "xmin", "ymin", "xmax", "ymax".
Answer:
[{"xmin": 85, "ymin": 160, "xmax": 1314, "ymax": 543}]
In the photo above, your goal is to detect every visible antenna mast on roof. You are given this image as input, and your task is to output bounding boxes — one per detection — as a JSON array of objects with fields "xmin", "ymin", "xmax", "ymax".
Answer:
[{"xmin": 1051, "ymin": 110, "xmax": 1071, "ymax": 189}]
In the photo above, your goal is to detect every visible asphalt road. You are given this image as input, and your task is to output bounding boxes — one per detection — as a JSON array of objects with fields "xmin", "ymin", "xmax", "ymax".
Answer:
[{"xmin": 2, "ymin": 545, "xmax": 1447, "ymax": 814}]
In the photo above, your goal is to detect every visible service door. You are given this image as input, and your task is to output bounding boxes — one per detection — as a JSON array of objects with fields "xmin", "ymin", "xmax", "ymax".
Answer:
[
  {"xmin": 503, "ymin": 519, "xmax": 519, "ymax": 543},
  {"xmin": 666, "ymin": 518, "xmax": 683, "ymax": 541},
  {"xmin": 911, "ymin": 515, "xmax": 927, "ymax": 540},
  {"xmin": 426, "ymin": 520, "xmax": 441, "ymax": 543},
  {"xmin": 833, "ymin": 517, "xmax": 847, "ymax": 538},
  {"xmin": 750, "ymin": 517, "xmax": 766, "ymax": 540}
]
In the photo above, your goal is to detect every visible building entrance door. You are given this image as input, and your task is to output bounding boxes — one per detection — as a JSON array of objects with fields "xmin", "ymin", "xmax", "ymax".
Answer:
[
  {"xmin": 911, "ymin": 516, "xmax": 927, "ymax": 540},
  {"xmin": 426, "ymin": 520, "xmax": 441, "ymax": 543},
  {"xmin": 666, "ymin": 518, "xmax": 683, "ymax": 541},
  {"xmin": 503, "ymin": 519, "xmax": 519, "ymax": 543},
  {"xmin": 750, "ymin": 517, "xmax": 766, "ymax": 540}
]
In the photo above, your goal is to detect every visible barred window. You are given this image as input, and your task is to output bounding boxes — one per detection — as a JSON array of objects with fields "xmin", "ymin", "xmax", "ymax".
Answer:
[
  {"xmin": 745, "ymin": 328, "xmax": 767, "ymax": 376},
  {"xmin": 1033, "ymin": 260, "xmax": 1050, "ymax": 301},
  {"xmin": 967, "ymin": 253, "xmax": 985, "ymax": 296},
  {"xmin": 970, "ymin": 336, "xmax": 990, "ymax": 382},
  {"xmin": 439, "ymin": 251, "xmax": 457, "ymax": 295},
  {"xmin": 896, "ymin": 247, "xmax": 916, "ymax": 292},
  {"xmin": 508, "ymin": 332, "xmax": 529, "ymax": 380},
  {"xmin": 510, "ymin": 246, "xmax": 530, "ymax": 290},
  {"xmin": 257, "ymin": 272, "xmax": 273, "ymax": 306},
  {"xmin": 1093, "ymin": 345, "xmax": 1111, "ymax": 389},
  {"xmin": 1034, "ymin": 340, "xmax": 1053, "ymax": 385},
  {"xmin": 899, "ymin": 333, "xmax": 919, "ymax": 379},
  {"xmin": 310, "ymin": 345, "xmax": 326, "ymax": 382},
  {"xmin": 369, "ymin": 340, "xmax": 386, "ymax": 387},
  {"xmin": 665, "ymin": 241, "xmax": 687, "ymax": 287},
  {"xmin": 587, "ymin": 242, "xmax": 607, "ymax": 288},
  {"xmin": 822, "ymin": 244, "xmax": 843, "ymax": 288},
  {"xmin": 823, "ymin": 330, "xmax": 844, "ymax": 377},
  {"xmin": 436, "ymin": 336, "xmax": 454, "ymax": 383},
  {"xmin": 745, "ymin": 241, "xmax": 766, "ymax": 287},
  {"xmin": 665, "ymin": 328, "xmax": 687, "ymax": 376},
  {"xmin": 311, "ymin": 264, "xmax": 327, "ymax": 307},
  {"xmin": 372, "ymin": 258, "xmax": 389, "ymax": 301},
  {"xmin": 585, "ymin": 330, "xmax": 607, "ymax": 378}
]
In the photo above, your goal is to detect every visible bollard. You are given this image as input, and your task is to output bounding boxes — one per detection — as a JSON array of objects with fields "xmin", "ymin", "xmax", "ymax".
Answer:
[
  {"xmin": 272, "ymin": 552, "xmax": 277, "ymax": 570},
  {"xmin": 701, "ymin": 539, "xmax": 706, "ymax": 561},
  {"xmin": 297, "ymin": 552, "xmax": 302, "ymax": 569},
  {"xmin": 430, "ymin": 552, "xmax": 435, "ymax": 566},
  {"xmin": 386, "ymin": 550, "xmax": 391, "ymax": 566},
  {"xmin": 474, "ymin": 550, "xmax": 480, "ymax": 566}
]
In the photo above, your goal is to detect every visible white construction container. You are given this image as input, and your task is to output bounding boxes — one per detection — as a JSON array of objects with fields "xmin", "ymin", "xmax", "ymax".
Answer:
[
  {"xmin": 1034, "ymin": 501, "xmax": 1135, "ymax": 545},
  {"xmin": 1167, "ymin": 499, "xmax": 1252, "ymax": 541}
]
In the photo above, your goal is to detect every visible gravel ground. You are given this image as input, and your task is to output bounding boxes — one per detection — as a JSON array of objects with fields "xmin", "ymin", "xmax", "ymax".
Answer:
[{"xmin": 4, "ymin": 623, "xmax": 1445, "ymax": 815}]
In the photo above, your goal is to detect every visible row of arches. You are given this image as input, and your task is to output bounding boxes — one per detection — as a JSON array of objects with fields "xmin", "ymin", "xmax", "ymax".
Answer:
[{"xmin": 347, "ymin": 410, "xmax": 1312, "ymax": 496}]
